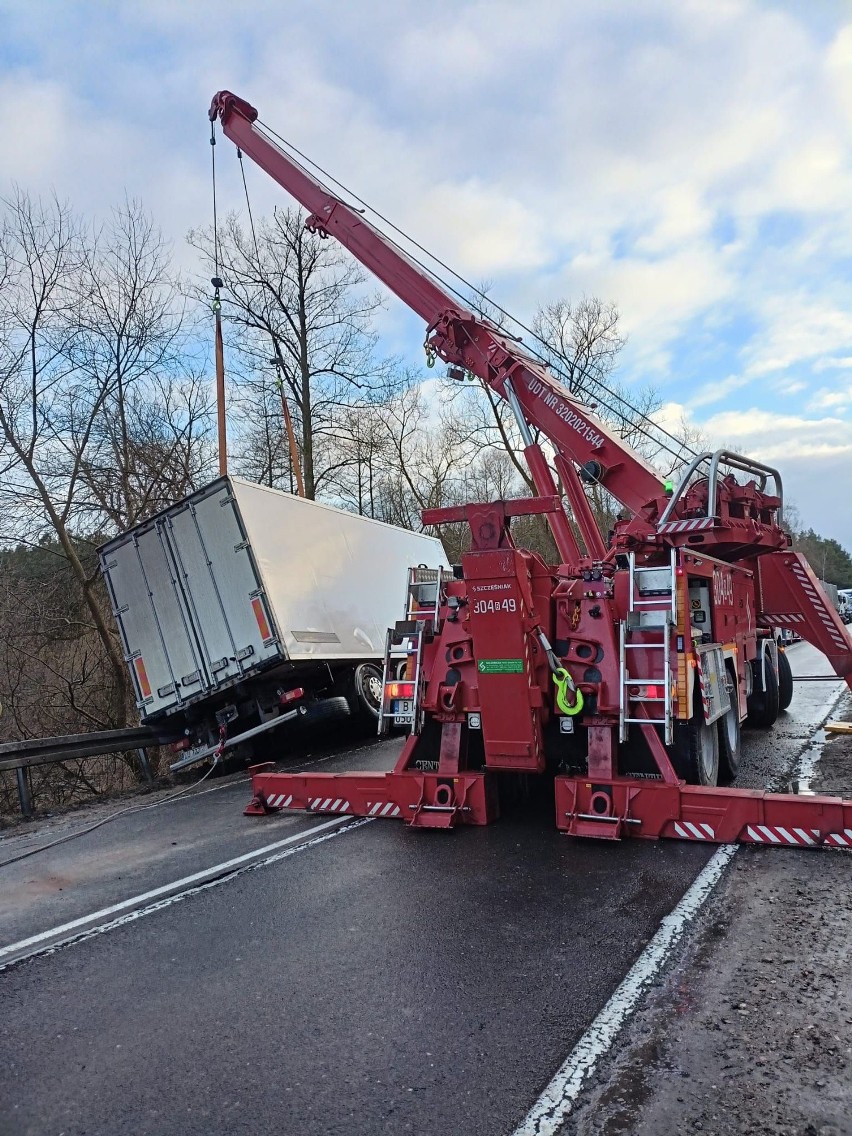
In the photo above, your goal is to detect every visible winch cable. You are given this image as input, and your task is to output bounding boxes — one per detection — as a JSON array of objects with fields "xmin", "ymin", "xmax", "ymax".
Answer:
[
  {"xmin": 210, "ymin": 117, "xmax": 229, "ymax": 475},
  {"xmin": 210, "ymin": 117, "xmax": 221, "ymax": 281},
  {"xmin": 253, "ymin": 118, "xmax": 699, "ymax": 469},
  {"xmin": 255, "ymin": 118, "xmax": 694, "ymax": 468},
  {"xmin": 0, "ymin": 758, "xmax": 223, "ymax": 870}
]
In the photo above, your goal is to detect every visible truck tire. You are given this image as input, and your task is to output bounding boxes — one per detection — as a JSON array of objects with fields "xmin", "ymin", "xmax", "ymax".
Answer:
[
  {"xmin": 717, "ymin": 667, "xmax": 742, "ymax": 784},
  {"xmin": 671, "ymin": 695, "xmax": 719, "ymax": 787},
  {"xmin": 348, "ymin": 663, "xmax": 383, "ymax": 723},
  {"xmin": 777, "ymin": 648, "xmax": 794, "ymax": 712},
  {"xmin": 746, "ymin": 655, "xmax": 779, "ymax": 728},
  {"xmin": 304, "ymin": 696, "xmax": 351, "ymax": 725}
]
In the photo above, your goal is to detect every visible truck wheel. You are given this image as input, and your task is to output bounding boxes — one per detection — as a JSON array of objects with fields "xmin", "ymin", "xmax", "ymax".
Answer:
[
  {"xmin": 746, "ymin": 655, "xmax": 779, "ymax": 728},
  {"xmin": 304, "ymin": 696, "xmax": 351, "ymax": 725},
  {"xmin": 777, "ymin": 649, "xmax": 794, "ymax": 712},
  {"xmin": 349, "ymin": 663, "xmax": 383, "ymax": 723},
  {"xmin": 717, "ymin": 668, "xmax": 742, "ymax": 784},
  {"xmin": 671, "ymin": 696, "xmax": 719, "ymax": 787}
]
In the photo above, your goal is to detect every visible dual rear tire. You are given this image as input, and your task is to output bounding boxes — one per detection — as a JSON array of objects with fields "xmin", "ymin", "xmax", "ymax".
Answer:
[{"xmin": 671, "ymin": 665, "xmax": 741, "ymax": 787}]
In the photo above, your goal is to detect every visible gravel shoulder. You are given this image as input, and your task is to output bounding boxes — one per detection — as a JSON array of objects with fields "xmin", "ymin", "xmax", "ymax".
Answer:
[{"xmin": 568, "ymin": 695, "xmax": 852, "ymax": 1136}]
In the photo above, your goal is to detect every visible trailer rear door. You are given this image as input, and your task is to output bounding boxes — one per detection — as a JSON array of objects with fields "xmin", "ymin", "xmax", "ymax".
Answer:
[
  {"xmin": 101, "ymin": 529, "xmax": 209, "ymax": 718},
  {"xmin": 101, "ymin": 480, "xmax": 285, "ymax": 720},
  {"xmin": 164, "ymin": 483, "xmax": 283, "ymax": 689}
]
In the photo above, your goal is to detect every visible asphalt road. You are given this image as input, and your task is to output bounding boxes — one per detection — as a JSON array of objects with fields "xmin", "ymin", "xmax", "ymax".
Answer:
[{"xmin": 0, "ymin": 642, "xmax": 844, "ymax": 1136}]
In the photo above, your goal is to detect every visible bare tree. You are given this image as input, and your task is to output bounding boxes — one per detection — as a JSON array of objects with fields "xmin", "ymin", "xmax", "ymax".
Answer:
[
  {"xmin": 0, "ymin": 188, "xmax": 127, "ymax": 715},
  {"xmin": 187, "ymin": 208, "xmax": 401, "ymax": 499},
  {"xmin": 532, "ymin": 296, "xmax": 626, "ymax": 393},
  {"xmin": 0, "ymin": 191, "xmax": 210, "ymax": 732},
  {"xmin": 73, "ymin": 201, "xmax": 214, "ymax": 531}
]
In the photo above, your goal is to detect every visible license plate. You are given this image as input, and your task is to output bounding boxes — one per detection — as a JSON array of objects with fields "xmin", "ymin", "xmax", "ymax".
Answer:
[{"xmin": 391, "ymin": 699, "xmax": 413, "ymax": 717}]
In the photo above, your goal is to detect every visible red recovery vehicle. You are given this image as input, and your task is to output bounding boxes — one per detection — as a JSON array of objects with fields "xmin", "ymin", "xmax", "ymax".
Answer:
[{"xmin": 210, "ymin": 91, "xmax": 852, "ymax": 848}]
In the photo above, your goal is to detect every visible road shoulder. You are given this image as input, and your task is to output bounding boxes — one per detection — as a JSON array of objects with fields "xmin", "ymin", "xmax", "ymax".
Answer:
[{"xmin": 569, "ymin": 699, "xmax": 852, "ymax": 1136}]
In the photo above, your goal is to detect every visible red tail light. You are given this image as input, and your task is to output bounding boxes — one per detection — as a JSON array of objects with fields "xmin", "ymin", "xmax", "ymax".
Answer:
[
  {"xmin": 280, "ymin": 687, "xmax": 305, "ymax": 705},
  {"xmin": 386, "ymin": 682, "xmax": 415, "ymax": 699}
]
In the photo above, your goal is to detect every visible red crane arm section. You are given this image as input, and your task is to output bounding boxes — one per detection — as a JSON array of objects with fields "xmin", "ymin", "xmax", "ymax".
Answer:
[
  {"xmin": 209, "ymin": 92, "xmax": 665, "ymax": 517},
  {"xmin": 210, "ymin": 92, "xmax": 458, "ymax": 325}
]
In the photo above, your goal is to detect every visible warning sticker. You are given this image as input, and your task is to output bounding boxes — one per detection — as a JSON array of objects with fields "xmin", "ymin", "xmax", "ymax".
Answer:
[{"xmin": 477, "ymin": 659, "xmax": 524, "ymax": 674}]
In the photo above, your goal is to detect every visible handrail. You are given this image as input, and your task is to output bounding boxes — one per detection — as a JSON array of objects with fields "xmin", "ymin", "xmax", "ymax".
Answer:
[
  {"xmin": 658, "ymin": 448, "xmax": 784, "ymax": 526},
  {"xmin": 707, "ymin": 450, "xmax": 783, "ymax": 522},
  {"xmin": 659, "ymin": 451, "xmax": 714, "ymax": 523}
]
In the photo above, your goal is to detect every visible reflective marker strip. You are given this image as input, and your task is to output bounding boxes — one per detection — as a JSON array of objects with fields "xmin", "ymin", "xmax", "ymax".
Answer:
[
  {"xmin": 307, "ymin": 798, "xmax": 352, "ymax": 814},
  {"xmin": 673, "ymin": 822, "xmax": 715, "ymax": 840},
  {"xmin": 134, "ymin": 658, "xmax": 152, "ymax": 700},
  {"xmin": 745, "ymin": 825, "xmax": 821, "ymax": 845},
  {"xmin": 251, "ymin": 597, "xmax": 273, "ymax": 641},
  {"xmin": 368, "ymin": 802, "xmax": 402, "ymax": 817}
]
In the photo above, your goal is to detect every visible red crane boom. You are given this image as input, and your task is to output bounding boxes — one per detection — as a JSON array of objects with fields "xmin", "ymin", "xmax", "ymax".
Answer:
[
  {"xmin": 210, "ymin": 91, "xmax": 852, "ymax": 848},
  {"xmin": 209, "ymin": 92, "xmax": 664, "ymax": 553}
]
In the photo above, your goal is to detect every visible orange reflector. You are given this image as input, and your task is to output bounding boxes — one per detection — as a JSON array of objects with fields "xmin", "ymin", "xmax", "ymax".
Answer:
[
  {"xmin": 134, "ymin": 657, "xmax": 152, "ymax": 699},
  {"xmin": 251, "ymin": 597, "xmax": 273, "ymax": 641},
  {"xmin": 386, "ymin": 681, "xmax": 415, "ymax": 699}
]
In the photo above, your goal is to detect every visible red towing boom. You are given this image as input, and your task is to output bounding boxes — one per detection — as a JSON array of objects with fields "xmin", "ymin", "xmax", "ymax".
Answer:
[{"xmin": 210, "ymin": 91, "xmax": 852, "ymax": 847}]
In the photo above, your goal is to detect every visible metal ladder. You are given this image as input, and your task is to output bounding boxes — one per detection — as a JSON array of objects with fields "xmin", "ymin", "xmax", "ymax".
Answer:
[
  {"xmin": 619, "ymin": 549, "xmax": 677, "ymax": 744},
  {"xmin": 377, "ymin": 567, "xmax": 447, "ymax": 735}
]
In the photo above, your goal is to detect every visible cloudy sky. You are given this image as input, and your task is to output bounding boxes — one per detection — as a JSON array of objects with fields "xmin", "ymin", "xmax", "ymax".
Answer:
[{"xmin": 2, "ymin": 0, "xmax": 851, "ymax": 545}]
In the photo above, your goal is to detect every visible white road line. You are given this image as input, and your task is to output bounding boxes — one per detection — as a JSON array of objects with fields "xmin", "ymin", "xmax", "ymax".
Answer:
[
  {"xmin": 0, "ymin": 815, "xmax": 356, "ymax": 964},
  {"xmin": 514, "ymin": 668, "xmax": 848, "ymax": 1136},
  {"xmin": 511, "ymin": 845, "xmax": 739, "ymax": 1136}
]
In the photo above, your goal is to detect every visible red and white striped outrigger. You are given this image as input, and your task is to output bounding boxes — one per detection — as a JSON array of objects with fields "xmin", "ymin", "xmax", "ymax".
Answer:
[{"xmin": 246, "ymin": 764, "xmax": 852, "ymax": 848}]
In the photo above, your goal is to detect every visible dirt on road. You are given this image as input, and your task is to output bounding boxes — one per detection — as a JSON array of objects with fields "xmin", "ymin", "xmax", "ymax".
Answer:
[{"xmin": 570, "ymin": 698, "xmax": 852, "ymax": 1136}]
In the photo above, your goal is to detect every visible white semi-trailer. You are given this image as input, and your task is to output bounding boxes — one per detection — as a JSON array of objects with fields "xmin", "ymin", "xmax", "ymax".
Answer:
[{"xmin": 99, "ymin": 477, "xmax": 449, "ymax": 770}]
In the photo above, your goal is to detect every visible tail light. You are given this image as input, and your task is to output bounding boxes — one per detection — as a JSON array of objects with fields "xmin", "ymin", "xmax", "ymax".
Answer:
[
  {"xmin": 386, "ymin": 681, "xmax": 415, "ymax": 699},
  {"xmin": 628, "ymin": 683, "xmax": 663, "ymax": 699},
  {"xmin": 279, "ymin": 686, "xmax": 305, "ymax": 705}
]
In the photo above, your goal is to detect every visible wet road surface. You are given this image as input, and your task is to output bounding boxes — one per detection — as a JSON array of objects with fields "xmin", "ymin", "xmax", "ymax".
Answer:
[{"xmin": 0, "ymin": 642, "xmax": 844, "ymax": 1136}]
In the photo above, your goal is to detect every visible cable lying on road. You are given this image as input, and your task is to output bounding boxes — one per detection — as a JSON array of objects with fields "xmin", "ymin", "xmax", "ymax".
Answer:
[
  {"xmin": 0, "ymin": 758, "xmax": 223, "ymax": 870},
  {"xmin": 0, "ymin": 731, "xmax": 393, "ymax": 871}
]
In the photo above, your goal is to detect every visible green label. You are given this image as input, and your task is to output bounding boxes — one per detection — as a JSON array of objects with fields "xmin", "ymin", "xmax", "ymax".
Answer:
[{"xmin": 477, "ymin": 659, "xmax": 524, "ymax": 674}]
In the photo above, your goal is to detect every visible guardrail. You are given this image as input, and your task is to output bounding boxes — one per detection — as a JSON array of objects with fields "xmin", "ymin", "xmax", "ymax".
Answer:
[{"xmin": 0, "ymin": 727, "xmax": 167, "ymax": 818}]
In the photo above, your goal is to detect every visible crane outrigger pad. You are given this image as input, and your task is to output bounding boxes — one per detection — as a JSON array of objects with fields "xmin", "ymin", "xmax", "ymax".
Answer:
[{"xmin": 246, "ymin": 765, "xmax": 852, "ymax": 847}]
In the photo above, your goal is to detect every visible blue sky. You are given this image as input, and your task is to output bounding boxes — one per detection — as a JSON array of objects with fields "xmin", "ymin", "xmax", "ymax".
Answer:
[{"xmin": 2, "ymin": 0, "xmax": 851, "ymax": 545}]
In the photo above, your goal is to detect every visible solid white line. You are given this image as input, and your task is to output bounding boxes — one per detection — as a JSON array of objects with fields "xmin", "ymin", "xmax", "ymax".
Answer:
[
  {"xmin": 0, "ymin": 815, "xmax": 350, "ymax": 961},
  {"xmin": 0, "ymin": 817, "xmax": 373, "ymax": 973},
  {"xmin": 511, "ymin": 844, "xmax": 738, "ymax": 1136}
]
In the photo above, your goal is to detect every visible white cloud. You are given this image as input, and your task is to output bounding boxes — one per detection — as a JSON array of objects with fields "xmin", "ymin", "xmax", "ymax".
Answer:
[
  {"xmin": 688, "ymin": 375, "xmax": 752, "ymax": 409},
  {"xmin": 2, "ymin": 0, "xmax": 852, "ymax": 544}
]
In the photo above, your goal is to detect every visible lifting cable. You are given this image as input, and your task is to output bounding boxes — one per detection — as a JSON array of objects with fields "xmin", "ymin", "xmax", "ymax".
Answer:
[
  {"xmin": 210, "ymin": 118, "xmax": 228, "ymax": 475},
  {"xmin": 237, "ymin": 147, "xmax": 305, "ymax": 495},
  {"xmin": 254, "ymin": 118, "xmax": 699, "ymax": 470}
]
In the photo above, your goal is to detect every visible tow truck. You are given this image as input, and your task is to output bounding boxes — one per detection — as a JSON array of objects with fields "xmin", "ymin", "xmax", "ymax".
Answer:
[{"xmin": 209, "ymin": 91, "xmax": 852, "ymax": 847}]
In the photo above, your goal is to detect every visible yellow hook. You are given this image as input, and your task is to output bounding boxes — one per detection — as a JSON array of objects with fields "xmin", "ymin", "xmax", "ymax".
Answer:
[{"xmin": 553, "ymin": 667, "xmax": 584, "ymax": 716}]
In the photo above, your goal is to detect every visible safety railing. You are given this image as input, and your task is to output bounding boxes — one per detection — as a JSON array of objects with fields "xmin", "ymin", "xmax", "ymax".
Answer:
[
  {"xmin": 0, "ymin": 727, "xmax": 161, "ymax": 818},
  {"xmin": 659, "ymin": 448, "xmax": 784, "ymax": 525}
]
